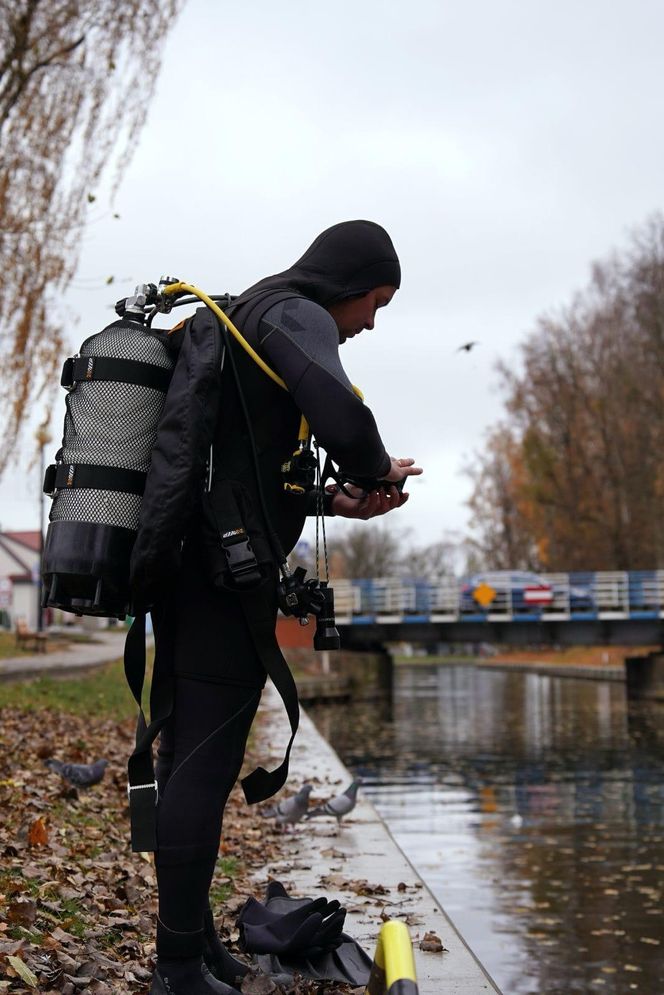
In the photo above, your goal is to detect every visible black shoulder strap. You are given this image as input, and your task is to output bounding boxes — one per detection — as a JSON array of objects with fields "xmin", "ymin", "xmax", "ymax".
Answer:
[
  {"xmin": 238, "ymin": 585, "xmax": 299, "ymax": 804},
  {"xmin": 226, "ymin": 289, "xmax": 306, "ymax": 339},
  {"xmin": 125, "ymin": 609, "xmax": 177, "ymax": 852},
  {"xmin": 124, "ymin": 584, "xmax": 299, "ymax": 851}
]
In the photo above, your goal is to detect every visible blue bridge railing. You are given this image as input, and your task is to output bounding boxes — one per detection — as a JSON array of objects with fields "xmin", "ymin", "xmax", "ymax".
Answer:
[{"xmin": 329, "ymin": 572, "xmax": 664, "ymax": 624}]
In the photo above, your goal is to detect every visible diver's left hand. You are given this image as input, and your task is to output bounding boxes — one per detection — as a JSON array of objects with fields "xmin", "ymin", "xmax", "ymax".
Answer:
[{"xmin": 328, "ymin": 483, "xmax": 408, "ymax": 520}]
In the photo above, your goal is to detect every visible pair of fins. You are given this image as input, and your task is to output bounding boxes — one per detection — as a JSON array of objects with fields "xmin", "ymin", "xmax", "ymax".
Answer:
[{"xmin": 236, "ymin": 880, "xmax": 372, "ymax": 986}]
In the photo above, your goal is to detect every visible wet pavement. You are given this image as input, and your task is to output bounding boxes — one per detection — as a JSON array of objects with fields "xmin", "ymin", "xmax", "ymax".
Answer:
[{"xmin": 308, "ymin": 663, "xmax": 664, "ymax": 995}]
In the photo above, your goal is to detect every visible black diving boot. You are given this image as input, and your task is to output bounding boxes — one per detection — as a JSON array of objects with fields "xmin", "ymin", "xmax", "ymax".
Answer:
[
  {"xmin": 151, "ymin": 956, "xmax": 242, "ymax": 994},
  {"xmin": 203, "ymin": 909, "xmax": 250, "ymax": 986},
  {"xmin": 152, "ymin": 918, "xmax": 241, "ymax": 994}
]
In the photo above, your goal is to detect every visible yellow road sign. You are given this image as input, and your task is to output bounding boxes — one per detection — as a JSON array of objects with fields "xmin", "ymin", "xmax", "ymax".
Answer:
[{"xmin": 473, "ymin": 582, "xmax": 497, "ymax": 608}]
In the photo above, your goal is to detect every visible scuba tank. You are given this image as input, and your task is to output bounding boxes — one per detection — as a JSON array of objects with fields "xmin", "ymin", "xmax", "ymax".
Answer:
[{"xmin": 42, "ymin": 284, "xmax": 175, "ymax": 619}]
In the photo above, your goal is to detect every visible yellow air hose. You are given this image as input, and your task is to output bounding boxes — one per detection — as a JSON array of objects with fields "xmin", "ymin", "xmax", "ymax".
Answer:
[
  {"xmin": 162, "ymin": 281, "xmax": 365, "ymax": 413},
  {"xmin": 162, "ymin": 281, "xmax": 288, "ymax": 390}
]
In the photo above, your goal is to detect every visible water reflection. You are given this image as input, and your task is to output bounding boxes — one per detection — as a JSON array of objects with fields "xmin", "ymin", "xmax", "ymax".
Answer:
[{"xmin": 308, "ymin": 664, "xmax": 664, "ymax": 995}]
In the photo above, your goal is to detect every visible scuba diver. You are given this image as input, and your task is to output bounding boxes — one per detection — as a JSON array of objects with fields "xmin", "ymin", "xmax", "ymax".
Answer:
[{"xmin": 148, "ymin": 220, "xmax": 423, "ymax": 994}]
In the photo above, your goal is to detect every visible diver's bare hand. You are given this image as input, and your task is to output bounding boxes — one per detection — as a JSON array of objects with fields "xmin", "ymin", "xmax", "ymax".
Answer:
[
  {"xmin": 383, "ymin": 457, "xmax": 423, "ymax": 483},
  {"xmin": 328, "ymin": 483, "xmax": 408, "ymax": 519}
]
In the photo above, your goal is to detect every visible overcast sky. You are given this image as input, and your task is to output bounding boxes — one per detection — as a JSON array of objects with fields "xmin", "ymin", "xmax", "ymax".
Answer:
[{"xmin": 2, "ymin": 0, "xmax": 664, "ymax": 558}]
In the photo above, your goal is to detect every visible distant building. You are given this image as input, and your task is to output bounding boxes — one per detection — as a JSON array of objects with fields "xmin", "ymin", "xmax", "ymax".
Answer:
[{"xmin": 0, "ymin": 530, "xmax": 41, "ymax": 630}]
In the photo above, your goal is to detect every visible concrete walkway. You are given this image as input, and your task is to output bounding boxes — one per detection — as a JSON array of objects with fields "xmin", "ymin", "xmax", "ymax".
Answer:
[
  {"xmin": 254, "ymin": 683, "xmax": 502, "ymax": 995},
  {"xmin": 0, "ymin": 628, "xmax": 129, "ymax": 680}
]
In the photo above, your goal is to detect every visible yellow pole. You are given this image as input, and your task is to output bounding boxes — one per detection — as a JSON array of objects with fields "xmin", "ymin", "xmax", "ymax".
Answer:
[{"xmin": 366, "ymin": 920, "xmax": 418, "ymax": 995}]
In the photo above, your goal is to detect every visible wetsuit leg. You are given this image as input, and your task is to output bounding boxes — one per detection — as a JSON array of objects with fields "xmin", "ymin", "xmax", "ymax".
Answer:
[
  {"xmin": 152, "ymin": 546, "xmax": 270, "ymax": 964},
  {"xmin": 154, "ymin": 675, "xmax": 261, "ymax": 955}
]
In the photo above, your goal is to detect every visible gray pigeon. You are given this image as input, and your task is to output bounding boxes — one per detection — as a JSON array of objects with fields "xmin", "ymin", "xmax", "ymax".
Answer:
[
  {"xmin": 305, "ymin": 779, "xmax": 361, "ymax": 826},
  {"xmin": 261, "ymin": 783, "xmax": 313, "ymax": 826},
  {"xmin": 44, "ymin": 758, "xmax": 109, "ymax": 788}
]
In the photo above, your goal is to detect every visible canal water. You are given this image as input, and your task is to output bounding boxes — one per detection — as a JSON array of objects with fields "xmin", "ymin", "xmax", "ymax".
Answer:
[{"xmin": 307, "ymin": 664, "xmax": 664, "ymax": 995}]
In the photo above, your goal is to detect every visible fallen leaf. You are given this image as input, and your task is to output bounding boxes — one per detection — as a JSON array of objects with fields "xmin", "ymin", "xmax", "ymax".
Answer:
[
  {"xmin": 6, "ymin": 955, "xmax": 39, "ymax": 987},
  {"xmin": 419, "ymin": 931, "xmax": 446, "ymax": 953},
  {"xmin": 28, "ymin": 816, "xmax": 49, "ymax": 847}
]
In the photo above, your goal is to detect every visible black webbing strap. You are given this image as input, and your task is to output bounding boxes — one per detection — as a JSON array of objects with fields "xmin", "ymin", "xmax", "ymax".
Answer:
[
  {"xmin": 125, "ymin": 610, "xmax": 177, "ymax": 852},
  {"xmin": 205, "ymin": 482, "xmax": 269, "ymax": 589},
  {"xmin": 44, "ymin": 462, "xmax": 146, "ymax": 496},
  {"xmin": 238, "ymin": 585, "xmax": 300, "ymax": 804},
  {"xmin": 61, "ymin": 355, "xmax": 172, "ymax": 392}
]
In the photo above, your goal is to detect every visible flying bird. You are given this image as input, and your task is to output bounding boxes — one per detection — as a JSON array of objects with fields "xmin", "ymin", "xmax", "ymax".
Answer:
[
  {"xmin": 44, "ymin": 758, "xmax": 109, "ymax": 788},
  {"xmin": 456, "ymin": 341, "xmax": 479, "ymax": 353},
  {"xmin": 305, "ymin": 779, "xmax": 361, "ymax": 826},
  {"xmin": 261, "ymin": 783, "xmax": 313, "ymax": 827}
]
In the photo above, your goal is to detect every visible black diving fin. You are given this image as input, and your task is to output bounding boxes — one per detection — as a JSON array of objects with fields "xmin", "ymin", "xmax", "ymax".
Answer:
[{"xmin": 252, "ymin": 933, "xmax": 373, "ymax": 987}]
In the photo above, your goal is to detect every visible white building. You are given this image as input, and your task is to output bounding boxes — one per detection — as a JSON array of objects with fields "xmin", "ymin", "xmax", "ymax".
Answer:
[{"xmin": 0, "ymin": 530, "xmax": 41, "ymax": 630}]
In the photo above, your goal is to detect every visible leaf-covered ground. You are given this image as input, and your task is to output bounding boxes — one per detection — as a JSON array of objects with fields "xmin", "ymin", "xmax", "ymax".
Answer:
[{"xmin": 0, "ymin": 662, "xmax": 362, "ymax": 994}]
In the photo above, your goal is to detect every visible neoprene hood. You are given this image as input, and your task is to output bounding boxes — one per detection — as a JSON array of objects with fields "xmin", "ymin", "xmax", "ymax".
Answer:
[{"xmin": 236, "ymin": 220, "xmax": 401, "ymax": 306}]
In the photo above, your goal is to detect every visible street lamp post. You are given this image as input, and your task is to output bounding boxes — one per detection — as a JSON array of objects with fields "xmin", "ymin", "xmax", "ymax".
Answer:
[{"xmin": 35, "ymin": 418, "xmax": 52, "ymax": 632}]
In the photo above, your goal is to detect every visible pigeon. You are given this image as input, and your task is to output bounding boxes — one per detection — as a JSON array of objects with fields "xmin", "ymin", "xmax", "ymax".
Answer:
[
  {"xmin": 44, "ymin": 758, "xmax": 109, "ymax": 788},
  {"xmin": 456, "ymin": 341, "xmax": 479, "ymax": 353},
  {"xmin": 261, "ymin": 783, "xmax": 313, "ymax": 826},
  {"xmin": 305, "ymin": 779, "xmax": 361, "ymax": 826}
]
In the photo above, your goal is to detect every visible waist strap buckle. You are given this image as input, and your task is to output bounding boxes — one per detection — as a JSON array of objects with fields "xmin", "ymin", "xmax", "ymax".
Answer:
[{"xmin": 222, "ymin": 530, "xmax": 262, "ymax": 588}]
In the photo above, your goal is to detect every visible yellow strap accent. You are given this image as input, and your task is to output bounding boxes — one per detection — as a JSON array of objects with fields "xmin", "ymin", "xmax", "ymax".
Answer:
[{"xmin": 297, "ymin": 414, "xmax": 309, "ymax": 446}]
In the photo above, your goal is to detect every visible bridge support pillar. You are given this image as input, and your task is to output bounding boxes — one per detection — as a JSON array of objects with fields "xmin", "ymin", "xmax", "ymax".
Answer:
[{"xmin": 625, "ymin": 652, "xmax": 664, "ymax": 701}]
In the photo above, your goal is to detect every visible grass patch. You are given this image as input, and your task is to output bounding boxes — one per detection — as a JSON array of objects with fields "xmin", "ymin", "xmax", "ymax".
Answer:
[
  {"xmin": 209, "ymin": 855, "xmax": 240, "ymax": 906},
  {"xmin": 0, "ymin": 652, "xmax": 154, "ymax": 721},
  {"xmin": 60, "ymin": 898, "xmax": 88, "ymax": 937},
  {"xmin": 217, "ymin": 856, "xmax": 238, "ymax": 877}
]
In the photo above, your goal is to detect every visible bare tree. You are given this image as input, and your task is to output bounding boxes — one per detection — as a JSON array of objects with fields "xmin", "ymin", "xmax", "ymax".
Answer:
[
  {"xmin": 465, "ymin": 213, "xmax": 664, "ymax": 570},
  {"xmin": 326, "ymin": 522, "xmax": 406, "ymax": 578},
  {"xmin": 0, "ymin": 0, "xmax": 185, "ymax": 470}
]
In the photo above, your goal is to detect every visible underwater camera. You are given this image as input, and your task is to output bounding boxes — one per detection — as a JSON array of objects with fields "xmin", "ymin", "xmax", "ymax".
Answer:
[{"xmin": 276, "ymin": 568, "xmax": 340, "ymax": 650}]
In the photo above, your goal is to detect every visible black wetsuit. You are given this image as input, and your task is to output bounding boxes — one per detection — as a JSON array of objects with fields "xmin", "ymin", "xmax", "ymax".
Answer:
[{"xmin": 151, "ymin": 221, "xmax": 400, "ymax": 982}]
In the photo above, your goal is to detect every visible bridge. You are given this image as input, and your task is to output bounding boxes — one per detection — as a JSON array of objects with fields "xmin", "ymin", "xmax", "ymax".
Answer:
[{"xmin": 328, "ymin": 571, "xmax": 664, "ymax": 648}]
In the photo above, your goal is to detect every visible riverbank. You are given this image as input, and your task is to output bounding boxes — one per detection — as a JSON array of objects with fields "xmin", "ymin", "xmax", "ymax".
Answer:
[
  {"xmin": 0, "ymin": 655, "xmax": 501, "ymax": 994},
  {"xmin": 393, "ymin": 643, "xmax": 661, "ymax": 682},
  {"xmin": 256, "ymin": 682, "xmax": 502, "ymax": 995}
]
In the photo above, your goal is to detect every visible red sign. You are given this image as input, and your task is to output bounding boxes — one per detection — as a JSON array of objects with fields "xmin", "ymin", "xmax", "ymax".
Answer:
[{"xmin": 523, "ymin": 586, "xmax": 553, "ymax": 605}]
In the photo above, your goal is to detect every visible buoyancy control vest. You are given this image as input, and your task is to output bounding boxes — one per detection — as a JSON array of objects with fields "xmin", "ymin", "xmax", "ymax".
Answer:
[{"xmin": 42, "ymin": 310, "xmax": 175, "ymax": 618}]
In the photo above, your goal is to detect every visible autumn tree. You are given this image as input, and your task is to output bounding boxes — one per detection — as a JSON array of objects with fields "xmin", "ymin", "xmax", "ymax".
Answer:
[
  {"xmin": 466, "ymin": 213, "xmax": 664, "ymax": 571},
  {"xmin": 0, "ymin": 0, "xmax": 185, "ymax": 471},
  {"xmin": 464, "ymin": 424, "xmax": 539, "ymax": 570}
]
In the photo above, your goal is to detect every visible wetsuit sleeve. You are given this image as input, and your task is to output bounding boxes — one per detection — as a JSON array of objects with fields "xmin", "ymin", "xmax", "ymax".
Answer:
[{"xmin": 259, "ymin": 298, "xmax": 391, "ymax": 479}]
